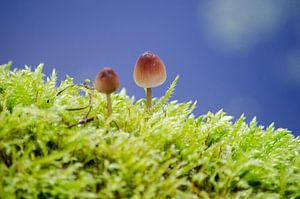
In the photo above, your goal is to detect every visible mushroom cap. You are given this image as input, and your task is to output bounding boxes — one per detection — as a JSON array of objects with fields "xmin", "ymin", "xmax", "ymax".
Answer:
[
  {"xmin": 133, "ymin": 51, "xmax": 167, "ymax": 88},
  {"xmin": 94, "ymin": 67, "xmax": 120, "ymax": 94}
]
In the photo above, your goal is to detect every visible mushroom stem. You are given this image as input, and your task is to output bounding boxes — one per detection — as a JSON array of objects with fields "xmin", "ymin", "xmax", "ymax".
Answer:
[
  {"xmin": 106, "ymin": 93, "xmax": 112, "ymax": 116},
  {"xmin": 146, "ymin": 87, "xmax": 152, "ymax": 111}
]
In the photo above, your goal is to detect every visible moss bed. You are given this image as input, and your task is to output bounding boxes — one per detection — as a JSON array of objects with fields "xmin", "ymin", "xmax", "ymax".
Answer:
[{"xmin": 0, "ymin": 63, "xmax": 299, "ymax": 198}]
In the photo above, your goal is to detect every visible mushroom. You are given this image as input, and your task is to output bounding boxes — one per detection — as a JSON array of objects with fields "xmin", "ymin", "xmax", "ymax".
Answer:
[
  {"xmin": 94, "ymin": 67, "xmax": 120, "ymax": 116},
  {"xmin": 133, "ymin": 51, "xmax": 167, "ymax": 111}
]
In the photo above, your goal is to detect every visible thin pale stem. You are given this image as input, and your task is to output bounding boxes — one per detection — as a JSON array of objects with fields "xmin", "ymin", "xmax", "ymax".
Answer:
[
  {"xmin": 146, "ymin": 87, "xmax": 152, "ymax": 111},
  {"xmin": 106, "ymin": 93, "xmax": 112, "ymax": 116}
]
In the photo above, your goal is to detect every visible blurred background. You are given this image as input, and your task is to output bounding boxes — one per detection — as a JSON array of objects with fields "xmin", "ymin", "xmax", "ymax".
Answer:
[{"xmin": 0, "ymin": 0, "xmax": 299, "ymax": 135}]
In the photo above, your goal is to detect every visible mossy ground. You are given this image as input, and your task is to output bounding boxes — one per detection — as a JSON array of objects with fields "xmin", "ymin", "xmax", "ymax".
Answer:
[{"xmin": 0, "ymin": 63, "xmax": 299, "ymax": 199}]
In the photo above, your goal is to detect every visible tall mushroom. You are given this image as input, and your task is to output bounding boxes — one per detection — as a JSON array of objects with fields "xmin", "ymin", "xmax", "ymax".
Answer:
[
  {"xmin": 94, "ymin": 67, "xmax": 120, "ymax": 116},
  {"xmin": 133, "ymin": 51, "xmax": 167, "ymax": 111}
]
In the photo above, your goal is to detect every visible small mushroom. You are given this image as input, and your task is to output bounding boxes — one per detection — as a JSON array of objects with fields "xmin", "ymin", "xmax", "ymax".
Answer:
[
  {"xmin": 94, "ymin": 67, "xmax": 120, "ymax": 116},
  {"xmin": 133, "ymin": 51, "xmax": 167, "ymax": 111}
]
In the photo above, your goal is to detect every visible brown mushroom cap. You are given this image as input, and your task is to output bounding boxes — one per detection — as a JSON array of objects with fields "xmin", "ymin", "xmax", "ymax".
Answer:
[
  {"xmin": 133, "ymin": 51, "xmax": 167, "ymax": 88},
  {"xmin": 94, "ymin": 67, "xmax": 120, "ymax": 94}
]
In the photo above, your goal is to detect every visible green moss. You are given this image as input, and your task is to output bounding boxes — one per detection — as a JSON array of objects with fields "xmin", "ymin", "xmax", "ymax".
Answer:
[{"xmin": 0, "ymin": 62, "xmax": 299, "ymax": 198}]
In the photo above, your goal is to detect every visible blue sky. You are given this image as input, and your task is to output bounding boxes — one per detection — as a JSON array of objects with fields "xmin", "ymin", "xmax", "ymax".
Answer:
[{"xmin": 1, "ymin": 0, "xmax": 300, "ymax": 135}]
